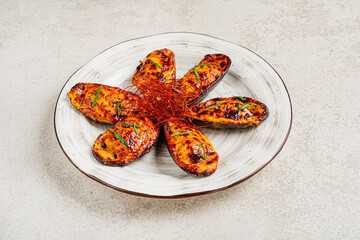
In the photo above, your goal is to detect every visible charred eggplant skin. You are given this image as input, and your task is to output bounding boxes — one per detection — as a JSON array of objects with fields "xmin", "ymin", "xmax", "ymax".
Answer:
[
  {"xmin": 190, "ymin": 97, "xmax": 269, "ymax": 128},
  {"xmin": 92, "ymin": 116, "xmax": 160, "ymax": 166},
  {"xmin": 175, "ymin": 54, "xmax": 231, "ymax": 104},
  {"xmin": 67, "ymin": 83, "xmax": 146, "ymax": 125},
  {"xmin": 164, "ymin": 120, "xmax": 219, "ymax": 176},
  {"xmin": 132, "ymin": 48, "xmax": 176, "ymax": 89}
]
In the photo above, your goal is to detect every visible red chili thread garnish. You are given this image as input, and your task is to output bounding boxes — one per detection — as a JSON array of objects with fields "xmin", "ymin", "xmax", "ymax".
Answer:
[
  {"xmin": 122, "ymin": 79, "xmax": 138, "ymax": 93},
  {"xmin": 134, "ymin": 76, "xmax": 200, "ymax": 125}
]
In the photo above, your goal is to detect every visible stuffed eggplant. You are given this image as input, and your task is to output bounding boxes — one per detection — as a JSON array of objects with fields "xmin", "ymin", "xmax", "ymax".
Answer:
[
  {"xmin": 175, "ymin": 54, "xmax": 231, "ymax": 103},
  {"xmin": 190, "ymin": 97, "xmax": 269, "ymax": 128},
  {"xmin": 68, "ymin": 83, "xmax": 146, "ymax": 125},
  {"xmin": 132, "ymin": 48, "xmax": 176, "ymax": 90},
  {"xmin": 92, "ymin": 116, "xmax": 160, "ymax": 166},
  {"xmin": 164, "ymin": 120, "xmax": 218, "ymax": 176}
]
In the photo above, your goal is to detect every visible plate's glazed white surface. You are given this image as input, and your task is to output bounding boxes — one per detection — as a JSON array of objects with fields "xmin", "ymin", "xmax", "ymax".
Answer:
[{"xmin": 54, "ymin": 33, "xmax": 292, "ymax": 198}]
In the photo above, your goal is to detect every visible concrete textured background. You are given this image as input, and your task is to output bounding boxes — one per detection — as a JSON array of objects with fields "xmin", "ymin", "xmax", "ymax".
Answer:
[{"xmin": 1, "ymin": 0, "xmax": 359, "ymax": 239}]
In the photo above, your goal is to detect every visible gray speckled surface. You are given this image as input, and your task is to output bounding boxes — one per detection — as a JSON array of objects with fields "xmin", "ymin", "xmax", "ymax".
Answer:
[{"xmin": 0, "ymin": 0, "xmax": 359, "ymax": 239}]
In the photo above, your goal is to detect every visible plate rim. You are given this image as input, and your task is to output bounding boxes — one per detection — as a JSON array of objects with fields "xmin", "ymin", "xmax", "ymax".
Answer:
[{"xmin": 53, "ymin": 31, "xmax": 293, "ymax": 199}]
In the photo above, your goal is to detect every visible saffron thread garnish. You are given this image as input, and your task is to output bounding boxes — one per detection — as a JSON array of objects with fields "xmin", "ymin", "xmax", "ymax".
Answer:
[{"xmin": 114, "ymin": 132, "xmax": 130, "ymax": 148}]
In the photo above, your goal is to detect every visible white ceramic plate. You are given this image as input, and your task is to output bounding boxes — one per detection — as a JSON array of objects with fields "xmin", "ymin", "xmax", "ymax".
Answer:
[{"xmin": 54, "ymin": 32, "xmax": 292, "ymax": 198}]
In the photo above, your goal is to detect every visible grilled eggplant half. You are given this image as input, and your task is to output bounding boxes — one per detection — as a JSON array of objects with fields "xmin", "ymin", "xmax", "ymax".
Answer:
[
  {"xmin": 190, "ymin": 97, "xmax": 269, "ymax": 128},
  {"xmin": 93, "ymin": 116, "xmax": 160, "ymax": 166},
  {"xmin": 132, "ymin": 48, "xmax": 176, "ymax": 89},
  {"xmin": 175, "ymin": 54, "xmax": 231, "ymax": 103},
  {"xmin": 164, "ymin": 120, "xmax": 219, "ymax": 176},
  {"xmin": 68, "ymin": 83, "xmax": 147, "ymax": 125}
]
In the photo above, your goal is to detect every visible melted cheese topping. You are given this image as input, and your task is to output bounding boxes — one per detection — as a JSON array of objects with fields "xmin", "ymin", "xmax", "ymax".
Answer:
[
  {"xmin": 190, "ymin": 97, "xmax": 268, "ymax": 128},
  {"xmin": 132, "ymin": 48, "xmax": 176, "ymax": 89},
  {"xmin": 93, "ymin": 116, "xmax": 160, "ymax": 166},
  {"xmin": 175, "ymin": 54, "xmax": 231, "ymax": 101},
  {"xmin": 164, "ymin": 120, "xmax": 218, "ymax": 176},
  {"xmin": 67, "ymin": 83, "xmax": 146, "ymax": 125}
]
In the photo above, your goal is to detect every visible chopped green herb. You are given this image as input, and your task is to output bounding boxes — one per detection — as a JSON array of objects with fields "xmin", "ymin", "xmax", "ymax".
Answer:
[
  {"xmin": 195, "ymin": 63, "xmax": 216, "ymax": 67},
  {"xmin": 234, "ymin": 96, "xmax": 246, "ymax": 101},
  {"xmin": 91, "ymin": 85, "xmax": 102, "ymax": 107},
  {"xmin": 87, "ymin": 92, "xmax": 97, "ymax": 98},
  {"xmin": 199, "ymin": 143, "xmax": 207, "ymax": 160},
  {"xmin": 238, "ymin": 103, "xmax": 258, "ymax": 111},
  {"xmin": 116, "ymin": 101, "xmax": 122, "ymax": 116},
  {"xmin": 119, "ymin": 122, "xmax": 142, "ymax": 128},
  {"xmin": 193, "ymin": 66, "xmax": 200, "ymax": 82},
  {"xmin": 119, "ymin": 122, "xmax": 142, "ymax": 134},
  {"xmin": 114, "ymin": 132, "xmax": 130, "ymax": 148},
  {"xmin": 112, "ymin": 101, "xmax": 123, "ymax": 117},
  {"xmin": 193, "ymin": 63, "xmax": 216, "ymax": 82},
  {"xmin": 148, "ymin": 59, "xmax": 162, "ymax": 69},
  {"xmin": 171, "ymin": 130, "xmax": 193, "ymax": 137},
  {"xmin": 207, "ymin": 101, "xmax": 223, "ymax": 109},
  {"xmin": 192, "ymin": 64, "xmax": 217, "ymax": 82}
]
